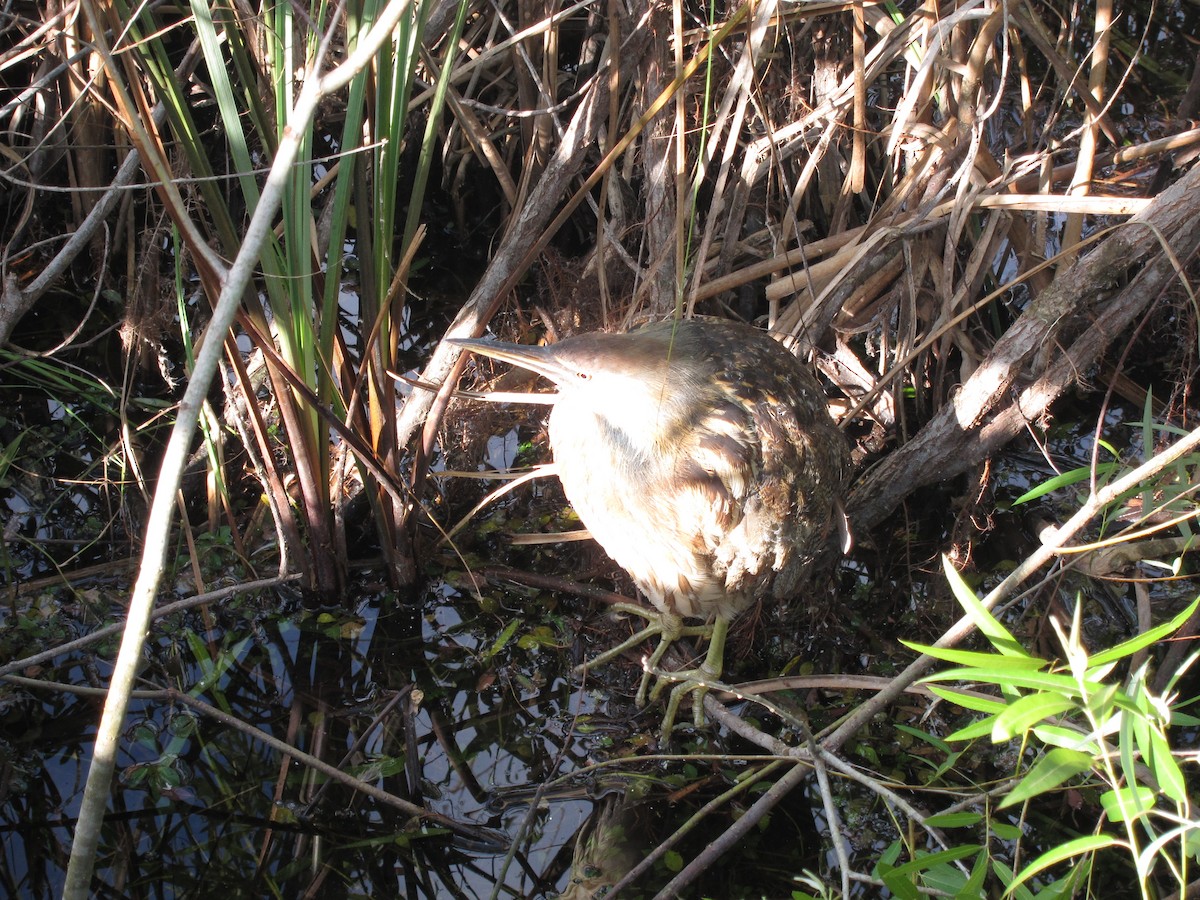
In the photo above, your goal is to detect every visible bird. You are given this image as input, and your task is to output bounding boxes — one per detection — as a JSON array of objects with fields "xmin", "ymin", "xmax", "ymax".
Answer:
[{"xmin": 451, "ymin": 318, "xmax": 850, "ymax": 736}]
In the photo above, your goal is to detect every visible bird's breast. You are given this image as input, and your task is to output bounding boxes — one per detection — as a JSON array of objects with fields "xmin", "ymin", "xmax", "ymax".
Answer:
[{"xmin": 547, "ymin": 403, "xmax": 771, "ymax": 621}]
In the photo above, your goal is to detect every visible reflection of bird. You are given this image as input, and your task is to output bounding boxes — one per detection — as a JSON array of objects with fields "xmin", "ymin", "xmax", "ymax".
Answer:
[
  {"xmin": 453, "ymin": 319, "xmax": 849, "ymax": 736},
  {"xmin": 558, "ymin": 786, "xmax": 650, "ymax": 899}
]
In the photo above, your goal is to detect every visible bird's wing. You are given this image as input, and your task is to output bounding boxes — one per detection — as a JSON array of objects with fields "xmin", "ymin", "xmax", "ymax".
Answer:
[{"xmin": 671, "ymin": 387, "xmax": 842, "ymax": 607}]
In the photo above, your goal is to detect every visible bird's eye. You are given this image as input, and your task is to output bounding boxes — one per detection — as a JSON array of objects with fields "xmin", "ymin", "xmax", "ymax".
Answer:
[{"xmin": 576, "ymin": 371, "xmax": 591, "ymax": 381}]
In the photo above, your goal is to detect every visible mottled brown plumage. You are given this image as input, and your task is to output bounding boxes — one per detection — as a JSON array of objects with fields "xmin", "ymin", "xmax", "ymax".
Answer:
[{"xmin": 453, "ymin": 318, "xmax": 849, "ymax": 734}]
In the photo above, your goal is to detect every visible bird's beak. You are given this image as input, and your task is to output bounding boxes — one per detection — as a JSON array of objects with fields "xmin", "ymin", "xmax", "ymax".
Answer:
[{"xmin": 447, "ymin": 337, "xmax": 572, "ymax": 385}]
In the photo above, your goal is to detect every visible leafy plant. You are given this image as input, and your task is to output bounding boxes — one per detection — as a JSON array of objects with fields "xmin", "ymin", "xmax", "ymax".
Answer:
[{"xmin": 906, "ymin": 558, "xmax": 1199, "ymax": 897}]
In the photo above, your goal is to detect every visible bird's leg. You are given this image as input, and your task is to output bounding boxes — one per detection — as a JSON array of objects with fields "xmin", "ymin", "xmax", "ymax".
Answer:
[
  {"xmin": 573, "ymin": 603, "xmax": 663, "ymax": 673},
  {"xmin": 655, "ymin": 614, "xmax": 731, "ymax": 738},
  {"xmin": 574, "ymin": 605, "xmax": 711, "ymax": 709}
]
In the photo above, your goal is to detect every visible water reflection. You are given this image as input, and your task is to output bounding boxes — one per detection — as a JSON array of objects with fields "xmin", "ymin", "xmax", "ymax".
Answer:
[{"xmin": 0, "ymin": 577, "xmax": 825, "ymax": 897}]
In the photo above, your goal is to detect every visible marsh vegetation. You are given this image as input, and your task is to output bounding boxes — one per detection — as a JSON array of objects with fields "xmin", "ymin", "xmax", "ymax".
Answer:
[{"xmin": 1, "ymin": 0, "xmax": 1199, "ymax": 896}]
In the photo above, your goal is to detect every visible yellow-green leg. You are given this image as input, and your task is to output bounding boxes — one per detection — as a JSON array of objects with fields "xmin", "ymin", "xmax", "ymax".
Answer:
[
  {"xmin": 573, "ymin": 604, "xmax": 714, "ymax": 728},
  {"xmin": 655, "ymin": 614, "xmax": 730, "ymax": 738}
]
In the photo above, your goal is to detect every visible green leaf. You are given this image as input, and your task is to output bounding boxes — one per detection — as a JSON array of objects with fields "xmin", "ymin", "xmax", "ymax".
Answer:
[
  {"xmin": 942, "ymin": 556, "xmax": 1027, "ymax": 657},
  {"xmin": 663, "ymin": 850, "xmax": 683, "ymax": 873},
  {"xmin": 1032, "ymin": 723, "xmax": 1097, "ymax": 752},
  {"xmin": 895, "ymin": 723, "xmax": 954, "ymax": 755},
  {"xmin": 1171, "ymin": 709, "xmax": 1200, "ymax": 727},
  {"xmin": 1089, "ymin": 597, "xmax": 1200, "ymax": 667},
  {"xmin": 962, "ymin": 846, "xmax": 989, "ymax": 895},
  {"xmin": 485, "ymin": 618, "xmax": 522, "ymax": 659},
  {"xmin": 1031, "ymin": 869, "xmax": 1092, "ymax": 900},
  {"xmin": 1184, "ymin": 827, "xmax": 1200, "ymax": 861},
  {"xmin": 877, "ymin": 840, "xmax": 903, "ymax": 868},
  {"xmin": 1145, "ymin": 728, "xmax": 1189, "ymax": 805},
  {"xmin": 923, "ymin": 812, "xmax": 983, "ymax": 828},
  {"xmin": 876, "ymin": 866, "xmax": 921, "ymax": 900},
  {"xmin": 880, "ymin": 846, "xmax": 983, "ymax": 881},
  {"xmin": 923, "ymin": 668, "xmax": 1086, "ymax": 695},
  {"xmin": 945, "ymin": 716, "xmax": 1002, "ymax": 743},
  {"xmin": 991, "ymin": 821, "xmax": 1023, "ymax": 841},
  {"xmin": 1002, "ymin": 835, "xmax": 1119, "ymax": 897},
  {"xmin": 1084, "ymin": 682, "xmax": 1121, "ymax": 722},
  {"xmin": 1099, "ymin": 786, "xmax": 1157, "ymax": 822},
  {"xmin": 904, "ymin": 642, "xmax": 1049, "ymax": 670},
  {"xmin": 999, "ymin": 748, "xmax": 1095, "ymax": 809},
  {"xmin": 992, "ymin": 692, "xmax": 1076, "ymax": 741},
  {"xmin": 991, "ymin": 861, "xmax": 1036, "ymax": 900},
  {"xmin": 1011, "ymin": 462, "xmax": 1119, "ymax": 505},
  {"xmin": 926, "ymin": 685, "xmax": 1007, "ymax": 714},
  {"xmin": 873, "ymin": 840, "xmax": 915, "ymax": 897}
]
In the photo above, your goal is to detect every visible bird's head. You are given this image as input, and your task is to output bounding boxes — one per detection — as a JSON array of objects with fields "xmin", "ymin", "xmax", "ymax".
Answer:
[{"xmin": 450, "ymin": 328, "xmax": 709, "ymax": 459}]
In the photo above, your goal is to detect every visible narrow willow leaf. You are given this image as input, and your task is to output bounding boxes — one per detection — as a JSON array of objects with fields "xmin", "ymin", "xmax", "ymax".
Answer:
[
  {"xmin": 1032, "ymin": 723, "xmax": 1098, "ymax": 754},
  {"xmin": 923, "ymin": 667, "xmax": 1082, "ymax": 694},
  {"xmin": 992, "ymin": 860, "xmax": 1037, "ymax": 900},
  {"xmin": 927, "ymin": 685, "xmax": 1007, "ymax": 714},
  {"xmin": 894, "ymin": 723, "xmax": 954, "ymax": 755},
  {"xmin": 945, "ymin": 717, "xmax": 1000, "ymax": 743},
  {"xmin": 942, "ymin": 556, "xmax": 1027, "ymax": 657},
  {"xmin": 999, "ymin": 748, "xmax": 1095, "ymax": 809},
  {"xmin": 1171, "ymin": 709, "xmax": 1200, "ymax": 726},
  {"xmin": 1002, "ymin": 835, "xmax": 1119, "ymax": 898},
  {"xmin": 921, "ymin": 861, "xmax": 972, "ymax": 896},
  {"xmin": 991, "ymin": 821, "xmax": 1023, "ymax": 841},
  {"xmin": 963, "ymin": 847, "xmax": 989, "ymax": 894},
  {"xmin": 1012, "ymin": 461, "xmax": 1118, "ymax": 505},
  {"xmin": 924, "ymin": 812, "xmax": 983, "ymax": 828},
  {"xmin": 904, "ymin": 641, "xmax": 1049, "ymax": 669},
  {"xmin": 1099, "ymin": 786, "xmax": 1157, "ymax": 822},
  {"xmin": 878, "ymin": 845, "xmax": 982, "ymax": 880},
  {"xmin": 875, "ymin": 865, "xmax": 921, "ymax": 900},
  {"xmin": 1089, "ymin": 597, "xmax": 1200, "ymax": 667},
  {"xmin": 1084, "ymin": 682, "xmax": 1120, "ymax": 722},
  {"xmin": 1146, "ymin": 728, "xmax": 1189, "ymax": 805},
  {"xmin": 992, "ymin": 693, "xmax": 1076, "ymax": 741}
]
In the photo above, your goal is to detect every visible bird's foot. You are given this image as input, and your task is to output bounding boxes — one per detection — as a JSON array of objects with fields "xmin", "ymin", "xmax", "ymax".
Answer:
[
  {"xmin": 650, "ymin": 615, "xmax": 732, "ymax": 740},
  {"xmin": 573, "ymin": 606, "xmax": 709, "ymax": 682},
  {"xmin": 650, "ymin": 661, "xmax": 732, "ymax": 739},
  {"xmin": 574, "ymin": 608, "xmax": 714, "ymax": 731},
  {"xmin": 574, "ymin": 608, "xmax": 734, "ymax": 742}
]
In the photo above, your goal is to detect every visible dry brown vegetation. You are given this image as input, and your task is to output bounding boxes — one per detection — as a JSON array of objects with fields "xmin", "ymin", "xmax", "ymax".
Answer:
[{"xmin": 3, "ymin": 0, "xmax": 1200, "ymax": 895}]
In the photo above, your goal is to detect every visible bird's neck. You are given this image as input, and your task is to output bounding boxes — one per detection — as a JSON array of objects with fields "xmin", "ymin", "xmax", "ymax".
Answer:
[{"xmin": 550, "ymin": 402, "xmax": 683, "ymax": 472}]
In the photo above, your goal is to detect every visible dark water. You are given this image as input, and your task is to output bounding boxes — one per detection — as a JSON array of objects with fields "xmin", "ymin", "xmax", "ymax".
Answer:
[{"xmin": 1, "ymin": 572, "xmax": 837, "ymax": 897}]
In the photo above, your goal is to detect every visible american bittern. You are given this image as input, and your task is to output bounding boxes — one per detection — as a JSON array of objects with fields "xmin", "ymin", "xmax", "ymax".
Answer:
[{"xmin": 453, "ymin": 319, "xmax": 849, "ymax": 736}]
